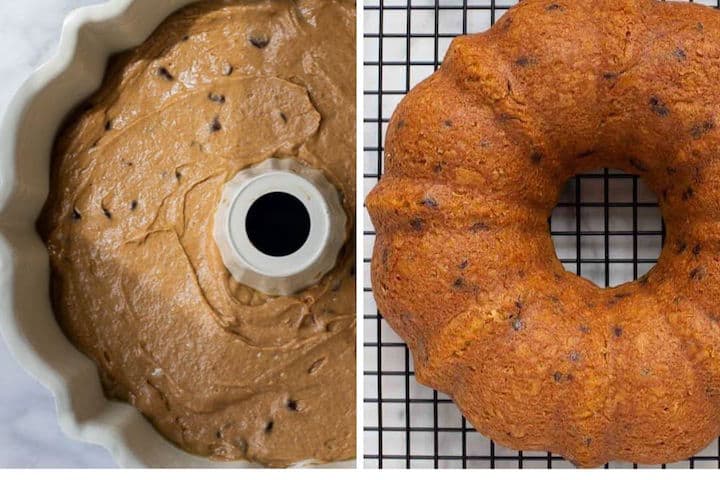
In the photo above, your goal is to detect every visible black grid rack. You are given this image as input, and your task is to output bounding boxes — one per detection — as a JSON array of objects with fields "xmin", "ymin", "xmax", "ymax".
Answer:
[{"xmin": 362, "ymin": 0, "xmax": 720, "ymax": 469}]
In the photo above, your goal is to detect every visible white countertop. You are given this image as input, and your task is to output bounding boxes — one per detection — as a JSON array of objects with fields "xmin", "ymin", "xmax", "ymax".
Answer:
[{"xmin": 0, "ymin": 0, "xmax": 115, "ymax": 468}]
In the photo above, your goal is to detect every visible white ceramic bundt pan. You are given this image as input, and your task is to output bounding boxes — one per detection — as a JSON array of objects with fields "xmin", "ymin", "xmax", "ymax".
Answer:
[{"xmin": 0, "ymin": 0, "xmax": 354, "ymax": 468}]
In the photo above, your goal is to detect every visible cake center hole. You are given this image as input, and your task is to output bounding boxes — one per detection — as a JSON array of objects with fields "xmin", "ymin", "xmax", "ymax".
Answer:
[
  {"xmin": 246, "ymin": 192, "xmax": 311, "ymax": 257},
  {"xmin": 550, "ymin": 170, "xmax": 663, "ymax": 287}
]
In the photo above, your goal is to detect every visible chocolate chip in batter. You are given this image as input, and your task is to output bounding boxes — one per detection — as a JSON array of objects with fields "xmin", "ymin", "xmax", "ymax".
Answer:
[
  {"xmin": 211, "ymin": 116, "xmax": 222, "ymax": 132},
  {"xmin": 613, "ymin": 326, "xmax": 623, "ymax": 338},
  {"xmin": 569, "ymin": 351, "xmax": 581, "ymax": 362},
  {"xmin": 452, "ymin": 277, "xmax": 465, "ymax": 289},
  {"xmin": 602, "ymin": 72, "xmax": 618, "ymax": 80},
  {"xmin": 308, "ymin": 357, "xmax": 326, "ymax": 375},
  {"xmin": 459, "ymin": 259, "xmax": 469, "ymax": 270},
  {"xmin": 249, "ymin": 35, "xmax": 270, "ymax": 49},
  {"xmin": 530, "ymin": 150, "xmax": 543, "ymax": 164},
  {"xmin": 673, "ymin": 47, "xmax": 687, "ymax": 61},
  {"xmin": 279, "ymin": 111, "xmax": 288, "ymax": 123},
  {"xmin": 443, "ymin": 119, "xmax": 453, "ymax": 128},
  {"xmin": 693, "ymin": 244, "xmax": 702, "ymax": 256},
  {"xmin": 104, "ymin": 120, "xmax": 113, "ymax": 131},
  {"xmin": 208, "ymin": 92, "xmax": 226, "ymax": 104},
  {"xmin": 265, "ymin": 421, "xmax": 274, "ymax": 433},
  {"xmin": 157, "ymin": 66, "xmax": 175, "ymax": 81},
  {"xmin": 420, "ymin": 196, "xmax": 438, "ymax": 208},
  {"xmin": 410, "ymin": 217, "xmax": 424, "ymax": 231},
  {"xmin": 546, "ymin": 3, "xmax": 564, "ymax": 11},
  {"xmin": 287, "ymin": 399, "xmax": 299, "ymax": 411},
  {"xmin": 130, "ymin": 200, "xmax": 138, "ymax": 211},
  {"xmin": 102, "ymin": 207, "xmax": 112, "ymax": 219},
  {"xmin": 71, "ymin": 208, "xmax": 82, "ymax": 221},
  {"xmin": 649, "ymin": 96, "xmax": 669, "ymax": 117},
  {"xmin": 175, "ymin": 170, "xmax": 182, "ymax": 181},
  {"xmin": 553, "ymin": 371, "xmax": 564, "ymax": 382}
]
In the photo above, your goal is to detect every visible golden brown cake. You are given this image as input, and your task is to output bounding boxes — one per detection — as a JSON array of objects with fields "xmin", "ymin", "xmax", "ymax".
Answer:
[
  {"xmin": 366, "ymin": 0, "xmax": 720, "ymax": 467},
  {"xmin": 39, "ymin": 0, "xmax": 355, "ymax": 467}
]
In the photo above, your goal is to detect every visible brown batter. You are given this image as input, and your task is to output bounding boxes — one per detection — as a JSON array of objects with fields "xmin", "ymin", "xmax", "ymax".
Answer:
[{"xmin": 38, "ymin": 0, "xmax": 355, "ymax": 466}]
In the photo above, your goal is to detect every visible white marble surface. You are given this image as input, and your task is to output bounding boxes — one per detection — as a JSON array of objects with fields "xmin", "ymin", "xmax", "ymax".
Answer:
[{"xmin": 0, "ymin": 0, "xmax": 115, "ymax": 468}]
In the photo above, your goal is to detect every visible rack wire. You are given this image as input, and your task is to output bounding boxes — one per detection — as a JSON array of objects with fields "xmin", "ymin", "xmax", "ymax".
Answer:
[{"xmin": 363, "ymin": 0, "xmax": 720, "ymax": 469}]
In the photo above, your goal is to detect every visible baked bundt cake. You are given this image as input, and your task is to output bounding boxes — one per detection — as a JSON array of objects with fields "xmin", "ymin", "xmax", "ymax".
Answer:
[{"xmin": 366, "ymin": 0, "xmax": 720, "ymax": 467}]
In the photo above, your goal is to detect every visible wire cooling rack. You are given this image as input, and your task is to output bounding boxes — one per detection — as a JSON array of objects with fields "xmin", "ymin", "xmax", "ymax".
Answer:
[{"xmin": 362, "ymin": 0, "xmax": 720, "ymax": 469}]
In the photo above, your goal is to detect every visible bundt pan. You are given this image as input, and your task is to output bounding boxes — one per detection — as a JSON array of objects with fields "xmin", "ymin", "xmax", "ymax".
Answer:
[{"xmin": 0, "ymin": 0, "xmax": 353, "ymax": 468}]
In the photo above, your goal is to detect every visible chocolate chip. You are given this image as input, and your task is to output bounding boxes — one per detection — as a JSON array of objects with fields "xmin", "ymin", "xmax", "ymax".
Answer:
[
  {"xmin": 130, "ymin": 200, "xmax": 138, "ymax": 211},
  {"xmin": 265, "ymin": 421, "xmax": 274, "ymax": 432},
  {"xmin": 613, "ymin": 326, "xmax": 623, "ymax": 337},
  {"xmin": 208, "ymin": 92, "xmax": 226, "ymax": 104},
  {"xmin": 71, "ymin": 208, "xmax": 82, "ymax": 221},
  {"xmin": 420, "ymin": 196, "xmax": 438, "ymax": 208},
  {"xmin": 287, "ymin": 400, "xmax": 298, "ymax": 411},
  {"xmin": 443, "ymin": 119, "xmax": 453, "ymax": 128},
  {"xmin": 546, "ymin": 3, "xmax": 564, "ymax": 11},
  {"xmin": 249, "ymin": 36, "xmax": 270, "ymax": 48},
  {"xmin": 215, "ymin": 430, "xmax": 222, "ymax": 439},
  {"xmin": 602, "ymin": 72, "xmax": 618, "ymax": 80},
  {"xmin": 690, "ymin": 120, "xmax": 715, "ymax": 139},
  {"xmin": 515, "ymin": 56, "xmax": 534, "ymax": 67},
  {"xmin": 459, "ymin": 259, "xmax": 469, "ymax": 270},
  {"xmin": 410, "ymin": 218, "xmax": 424, "ymax": 231},
  {"xmin": 690, "ymin": 266, "xmax": 706, "ymax": 281},
  {"xmin": 649, "ymin": 96, "xmax": 669, "ymax": 117},
  {"xmin": 693, "ymin": 244, "xmax": 702, "ymax": 256},
  {"xmin": 211, "ymin": 116, "xmax": 222, "ymax": 132},
  {"xmin": 682, "ymin": 186, "xmax": 694, "ymax": 201},
  {"xmin": 673, "ymin": 47, "xmax": 687, "ymax": 61},
  {"xmin": 157, "ymin": 67, "xmax": 174, "ymax": 81},
  {"xmin": 453, "ymin": 277, "xmax": 465, "ymax": 289},
  {"xmin": 628, "ymin": 157, "xmax": 648, "ymax": 172},
  {"xmin": 470, "ymin": 222, "xmax": 489, "ymax": 232},
  {"xmin": 553, "ymin": 371, "xmax": 564, "ymax": 382},
  {"xmin": 530, "ymin": 150, "xmax": 543, "ymax": 164},
  {"xmin": 675, "ymin": 240, "xmax": 687, "ymax": 254},
  {"xmin": 105, "ymin": 120, "xmax": 113, "ymax": 131},
  {"xmin": 585, "ymin": 438, "xmax": 592, "ymax": 446},
  {"xmin": 279, "ymin": 112, "xmax": 288, "ymax": 123},
  {"xmin": 569, "ymin": 351, "xmax": 581, "ymax": 362},
  {"xmin": 102, "ymin": 207, "xmax": 112, "ymax": 219}
]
